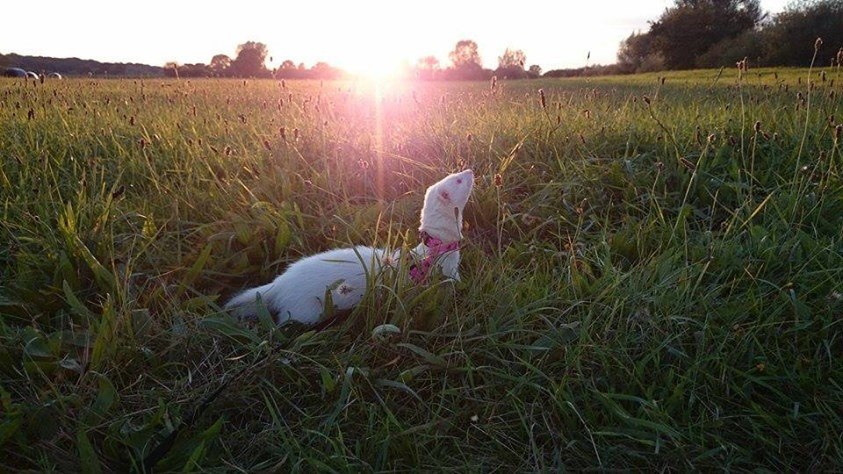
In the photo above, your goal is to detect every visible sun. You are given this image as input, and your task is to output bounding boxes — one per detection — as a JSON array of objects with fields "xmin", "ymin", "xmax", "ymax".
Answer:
[{"xmin": 341, "ymin": 50, "xmax": 404, "ymax": 80}]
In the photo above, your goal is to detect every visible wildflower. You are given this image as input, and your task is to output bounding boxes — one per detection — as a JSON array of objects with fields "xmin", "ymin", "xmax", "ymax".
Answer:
[
  {"xmin": 680, "ymin": 157, "xmax": 696, "ymax": 171},
  {"xmin": 494, "ymin": 174, "xmax": 503, "ymax": 187},
  {"xmin": 263, "ymin": 140, "xmax": 272, "ymax": 151},
  {"xmin": 279, "ymin": 127, "xmax": 286, "ymax": 140},
  {"xmin": 576, "ymin": 199, "xmax": 587, "ymax": 216}
]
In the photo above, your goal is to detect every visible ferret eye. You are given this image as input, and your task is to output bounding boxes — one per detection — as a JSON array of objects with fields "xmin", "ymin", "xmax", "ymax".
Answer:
[{"xmin": 456, "ymin": 179, "xmax": 463, "ymax": 184}]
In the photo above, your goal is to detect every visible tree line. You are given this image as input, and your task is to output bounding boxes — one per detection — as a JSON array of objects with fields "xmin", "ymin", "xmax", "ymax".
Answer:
[
  {"xmin": 164, "ymin": 40, "xmax": 545, "ymax": 81},
  {"xmin": 617, "ymin": 0, "xmax": 843, "ymax": 73},
  {"xmin": 0, "ymin": 53, "xmax": 162, "ymax": 77},
  {"xmin": 163, "ymin": 42, "xmax": 345, "ymax": 79}
]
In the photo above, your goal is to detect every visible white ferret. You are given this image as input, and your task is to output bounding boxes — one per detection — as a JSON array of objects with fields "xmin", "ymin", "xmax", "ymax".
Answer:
[{"xmin": 224, "ymin": 169, "xmax": 475, "ymax": 325}]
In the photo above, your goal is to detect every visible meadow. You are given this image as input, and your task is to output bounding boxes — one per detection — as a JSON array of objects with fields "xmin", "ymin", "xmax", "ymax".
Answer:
[{"xmin": 0, "ymin": 66, "xmax": 841, "ymax": 471}]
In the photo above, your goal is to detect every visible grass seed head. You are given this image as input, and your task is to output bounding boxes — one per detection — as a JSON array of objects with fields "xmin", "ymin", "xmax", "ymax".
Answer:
[
  {"xmin": 538, "ymin": 88, "xmax": 546, "ymax": 109},
  {"xmin": 814, "ymin": 37, "xmax": 822, "ymax": 51},
  {"xmin": 494, "ymin": 174, "xmax": 503, "ymax": 187}
]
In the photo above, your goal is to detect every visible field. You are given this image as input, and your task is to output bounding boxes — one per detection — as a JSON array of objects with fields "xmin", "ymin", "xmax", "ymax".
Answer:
[{"xmin": 1, "ymin": 66, "xmax": 841, "ymax": 471}]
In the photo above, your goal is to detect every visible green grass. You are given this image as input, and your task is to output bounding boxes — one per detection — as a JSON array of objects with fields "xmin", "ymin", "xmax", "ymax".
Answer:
[{"xmin": 1, "ymin": 66, "xmax": 841, "ymax": 471}]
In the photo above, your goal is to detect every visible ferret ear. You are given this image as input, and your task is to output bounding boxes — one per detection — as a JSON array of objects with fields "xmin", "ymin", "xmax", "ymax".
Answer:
[{"xmin": 438, "ymin": 190, "xmax": 451, "ymax": 202}]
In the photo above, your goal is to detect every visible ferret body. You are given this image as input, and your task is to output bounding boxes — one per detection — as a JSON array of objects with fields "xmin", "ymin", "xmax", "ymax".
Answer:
[{"xmin": 224, "ymin": 169, "xmax": 474, "ymax": 325}]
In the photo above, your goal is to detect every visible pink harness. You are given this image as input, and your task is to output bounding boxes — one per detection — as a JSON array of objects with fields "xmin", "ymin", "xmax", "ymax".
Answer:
[{"xmin": 409, "ymin": 232, "xmax": 460, "ymax": 283}]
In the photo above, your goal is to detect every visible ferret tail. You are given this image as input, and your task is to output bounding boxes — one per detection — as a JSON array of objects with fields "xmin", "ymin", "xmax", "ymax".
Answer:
[{"xmin": 224, "ymin": 282, "xmax": 276, "ymax": 320}]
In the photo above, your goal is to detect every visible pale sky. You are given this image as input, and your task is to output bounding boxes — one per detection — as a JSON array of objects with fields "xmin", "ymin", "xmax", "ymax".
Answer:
[{"xmin": 2, "ymin": 0, "xmax": 791, "ymax": 73}]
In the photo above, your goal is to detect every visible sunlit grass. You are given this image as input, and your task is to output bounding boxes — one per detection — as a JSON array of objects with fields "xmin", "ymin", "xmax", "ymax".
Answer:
[{"xmin": 0, "ymin": 69, "xmax": 841, "ymax": 471}]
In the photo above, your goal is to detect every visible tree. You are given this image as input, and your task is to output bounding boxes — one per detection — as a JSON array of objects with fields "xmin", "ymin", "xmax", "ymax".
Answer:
[
  {"xmin": 448, "ymin": 40, "xmax": 482, "ymax": 70},
  {"xmin": 760, "ymin": 0, "xmax": 843, "ymax": 66},
  {"xmin": 617, "ymin": 31, "xmax": 661, "ymax": 73},
  {"xmin": 648, "ymin": 0, "xmax": 764, "ymax": 69},
  {"xmin": 310, "ymin": 62, "xmax": 342, "ymax": 80},
  {"xmin": 163, "ymin": 61, "xmax": 179, "ymax": 78},
  {"xmin": 495, "ymin": 48, "xmax": 528, "ymax": 79},
  {"xmin": 178, "ymin": 63, "xmax": 212, "ymax": 77},
  {"xmin": 279, "ymin": 59, "xmax": 296, "ymax": 70},
  {"xmin": 498, "ymin": 48, "xmax": 526, "ymax": 69},
  {"xmin": 230, "ymin": 41, "xmax": 269, "ymax": 77},
  {"xmin": 527, "ymin": 64, "xmax": 542, "ymax": 78},
  {"xmin": 210, "ymin": 54, "xmax": 231, "ymax": 76},
  {"xmin": 417, "ymin": 55, "xmax": 440, "ymax": 70},
  {"xmin": 416, "ymin": 55, "xmax": 441, "ymax": 80}
]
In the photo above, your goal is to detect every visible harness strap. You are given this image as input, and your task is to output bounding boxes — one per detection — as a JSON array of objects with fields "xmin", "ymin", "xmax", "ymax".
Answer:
[{"xmin": 409, "ymin": 231, "xmax": 460, "ymax": 283}]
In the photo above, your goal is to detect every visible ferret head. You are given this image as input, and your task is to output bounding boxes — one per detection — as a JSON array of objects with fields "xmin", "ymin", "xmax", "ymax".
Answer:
[{"xmin": 419, "ymin": 169, "xmax": 474, "ymax": 242}]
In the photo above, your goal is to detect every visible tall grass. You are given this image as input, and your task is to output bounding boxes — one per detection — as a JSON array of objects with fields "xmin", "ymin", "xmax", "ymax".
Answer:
[{"xmin": 0, "ymin": 65, "xmax": 841, "ymax": 471}]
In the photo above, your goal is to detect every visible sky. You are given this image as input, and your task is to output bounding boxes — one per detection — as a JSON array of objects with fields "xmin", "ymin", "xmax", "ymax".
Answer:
[{"xmin": 2, "ymin": 0, "xmax": 792, "ymax": 74}]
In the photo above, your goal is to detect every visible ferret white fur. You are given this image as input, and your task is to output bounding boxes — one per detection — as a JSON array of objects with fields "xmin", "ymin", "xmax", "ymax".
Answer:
[{"xmin": 224, "ymin": 169, "xmax": 474, "ymax": 325}]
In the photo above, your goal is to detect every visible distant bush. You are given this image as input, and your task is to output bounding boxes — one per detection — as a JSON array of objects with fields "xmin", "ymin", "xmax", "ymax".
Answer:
[
  {"xmin": 543, "ymin": 64, "xmax": 624, "ymax": 78},
  {"xmin": 696, "ymin": 30, "xmax": 765, "ymax": 69}
]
